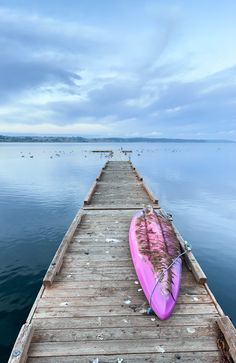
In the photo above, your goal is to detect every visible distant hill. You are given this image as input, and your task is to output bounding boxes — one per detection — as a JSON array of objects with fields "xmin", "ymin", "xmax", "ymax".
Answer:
[{"xmin": 0, "ymin": 135, "xmax": 235, "ymax": 143}]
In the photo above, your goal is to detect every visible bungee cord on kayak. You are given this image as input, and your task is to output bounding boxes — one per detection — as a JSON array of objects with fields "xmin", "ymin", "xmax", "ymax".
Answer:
[{"xmin": 148, "ymin": 248, "xmax": 191, "ymax": 314}]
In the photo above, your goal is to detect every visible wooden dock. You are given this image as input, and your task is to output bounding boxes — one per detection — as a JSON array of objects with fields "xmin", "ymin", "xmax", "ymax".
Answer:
[{"xmin": 9, "ymin": 161, "xmax": 236, "ymax": 363}]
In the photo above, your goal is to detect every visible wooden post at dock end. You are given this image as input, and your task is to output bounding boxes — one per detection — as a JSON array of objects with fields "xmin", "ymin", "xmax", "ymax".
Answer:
[
  {"xmin": 43, "ymin": 211, "xmax": 83, "ymax": 287},
  {"xmin": 8, "ymin": 323, "xmax": 34, "ymax": 363},
  {"xmin": 217, "ymin": 316, "xmax": 236, "ymax": 362}
]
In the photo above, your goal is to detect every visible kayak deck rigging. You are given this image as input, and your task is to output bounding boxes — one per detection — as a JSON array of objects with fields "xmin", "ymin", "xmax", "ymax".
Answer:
[{"xmin": 9, "ymin": 160, "xmax": 236, "ymax": 363}]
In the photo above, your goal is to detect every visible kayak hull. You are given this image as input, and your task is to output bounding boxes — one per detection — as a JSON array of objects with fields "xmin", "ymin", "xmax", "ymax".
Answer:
[{"xmin": 129, "ymin": 209, "xmax": 182, "ymax": 320}]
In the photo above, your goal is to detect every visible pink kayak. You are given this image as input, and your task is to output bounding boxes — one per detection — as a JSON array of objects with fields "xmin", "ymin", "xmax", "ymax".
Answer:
[{"xmin": 129, "ymin": 207, "xmax": 182, "ymax": 320}]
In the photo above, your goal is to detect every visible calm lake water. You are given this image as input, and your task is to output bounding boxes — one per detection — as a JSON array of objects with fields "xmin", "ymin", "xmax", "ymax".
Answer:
[{"xmin": 0, "ymin": 142, "xmax": 236, "ymax": 361}]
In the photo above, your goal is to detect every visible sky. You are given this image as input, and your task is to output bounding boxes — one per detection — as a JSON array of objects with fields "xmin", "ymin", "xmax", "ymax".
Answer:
[{"xmin": 0, "ymin": 0, "xmax": 236, "ymax": 139}]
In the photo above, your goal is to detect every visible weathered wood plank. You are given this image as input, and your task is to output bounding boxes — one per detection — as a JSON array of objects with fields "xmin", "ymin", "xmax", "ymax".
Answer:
[
  {"xmin": 32, "ymin": 314, "xmax": 220, "ymax": 330},
  {"xmin": 48, "ymin": 277, "xmax": 204, "ymax": 289},
  {"xmin": 27, "ymin": 351, "xmax": 222, "ymax": 363},
  {"xmin": 42, "ymin": 284, "xmax": 208, "ymax": 298},
  {"xmin": 34, "ymin": 303, "xmax": 218, "ymax": 318},
  {"xmin": 59, "ymin": 264, "xmax": 189, "ymax": 274},
  {"xmin": 54, "ymin": 271, "xmax": 197, "ymax": 284},
  {"xmin": 28, "ymin": 337, "xmax": 218, "ymax": 357},
  {"xmin": 61, "ymin": 253, "xmax": 132, "ymax": 261},
  {"xmin": 62, "ymin": 258, "xmax": 132, "ymax": 266},
  {"xmin": 83, "ymin": 205, "xmax": 159, "ymax": 210},
  {"xmin": 32, "ymin": 324, "xmax": 217, "ymax": 343},
  {"xmin": 37, "ymin": 294, "xmax": 212, "ymax": 309}
]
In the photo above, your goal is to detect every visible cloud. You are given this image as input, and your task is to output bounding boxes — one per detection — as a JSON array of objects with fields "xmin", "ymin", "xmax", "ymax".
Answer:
[
  {"xmin": 0, "ymin": 59, "xmax": 81, "ymax": 101},
  {"xmin": 0, "ymin": 5, "xmax": 108, "ymax": 100},
  {"xmin": 0, "ymin": 2, "xmax": 236, "ymax": 139}
]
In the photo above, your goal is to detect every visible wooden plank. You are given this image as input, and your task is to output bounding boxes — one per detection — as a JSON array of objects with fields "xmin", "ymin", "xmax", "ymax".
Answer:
[
  {"xmin": 28, "ymin": 337, "xmax": 218, "ymax": 357},
  {"xmin": 34, "ymin": 303, "xmax": 218, "ymax": 318},
  {"xmin": 217, "ymin": 316, "xmax": 236, "ymax": 362},
  {"xmin": 32, "ymin": 324, "xmax": 217, "ymax": 342},
  {"xmin": 63, "ymin": 253, "xmax": 132, "ymax": 261},
  {"xmin": 62, "ymin": 258, "xmax": 132, "ymax": 266},
  {"xmin": 49, "ymin": 275, "xmax": 202, "ymax": 288},
  {"xmin": 42, "ymin": 284, "xmax": 208, "ymax": 298},
  {"xmin": 83, "ymin": 206, "xmax": 160, "ymax": 210},
  {"xmin": 32, "ymin": 314, "xmax": 220, "ymax": 330},
  {"xmin": 55, "ymin": 271, "xmax": 197, "ymax": 284},
  {"xmin": 27, "ymin": 351, "xmax": 222, "ymax": 363},
  {"xmin": 43, "ymin": 210, "xmax": 84, "ymax": 287},
  {"xmin": 8, "ymin": 323, "xmax": 34, "ymax": 363},
  {"xmin": 59, "ymin": 264, "xmax": 189, "ymax": 274},
  {"xmin": 37, "ymin": 294, "xmax": 212, "ymax": 308}
]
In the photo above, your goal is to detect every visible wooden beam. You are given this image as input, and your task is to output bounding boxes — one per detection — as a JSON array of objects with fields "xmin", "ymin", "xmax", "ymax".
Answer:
[
  {"xmin": 173, "ymin": 223, "xmax": 207, "ymax": 284},
  {"xmin": 43, "ymin": 211, "xmax": 83, "ymax": 287},
  {"xmin": 83, "ymin": 181, "xmax": 97, "ymax": 205},
  {"xmin": 205, "ymin": 284, "xmax": 224, "ymax": 316},
  {"xmin": 96, "ymin": 169, "xmax": 103, "ymax": 181},
  {"xmin": 142, "ymin": 181, "xmax": 158, "ymax": 204},
  {"xmin": 129, "ymin": 162, "xmax": 158, "ymax": 202},
  {"xmin": 8, "ymin": 323, "xmax": 34, "ymax": 363},
  {"xmin": 102, "ymin": 161, "xmax": 109, "ymax": 170},
  {"xmin": 92, "ymin": 150, "xmax": 113, "ymax": 153},
  {"xmin": 83, "ymin": 205, "xmax": 160, "ymax": 210},
  {"xmin": 132, "ymin": 167, "xmax": 143, "ymax": 181},
  {"xmin": 217, "ymin": 316, "xmax": 236, "ymax": 362},
  {"xmin": 159, "ymin": 209, "xmax": 207, "ymax": 284},
  {"xmin": 26, "ymin": 285, "xmax": 44, "ymax": 323}
]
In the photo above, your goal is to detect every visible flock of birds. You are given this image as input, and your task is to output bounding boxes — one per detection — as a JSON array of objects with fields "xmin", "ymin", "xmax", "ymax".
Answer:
[
  {"xmin": 18, "ymin": 148, "xmax": 193, "ymax": 160},
  {"xmin": 19, "ymin": 150, "xmax": 76, "ymax": 159}
]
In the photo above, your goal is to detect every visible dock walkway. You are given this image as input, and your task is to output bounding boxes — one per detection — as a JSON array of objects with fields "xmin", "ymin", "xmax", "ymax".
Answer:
[{"xmin": 9, "ymin": 161, "xmax": 236, "ymax": 363}]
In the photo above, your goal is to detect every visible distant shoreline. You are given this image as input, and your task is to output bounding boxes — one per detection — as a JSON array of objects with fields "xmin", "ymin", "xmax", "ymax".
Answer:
[{"xmin": 0, "ymin": 135, "xmax": 235, "ymax": 143}]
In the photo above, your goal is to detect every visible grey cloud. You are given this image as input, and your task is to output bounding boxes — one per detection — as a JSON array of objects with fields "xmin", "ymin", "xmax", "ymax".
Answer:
[
  {"xmin": 0, "ymin": 4, "xmax": 236, "ymax": 139},
  {"xmin": 0, "ymin": 7, "xmax": 108, "ymax": 53},
  {"xmin": 0, "ymin": 6, "xmax": 107, "ymax": 100},
  {"xmin": 0, "ymin": 58, "xmax": 81, "ymax": 102},
  {"xmin": 43, "ymin": 64, "xmax": 236, "ymax": 138}
]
